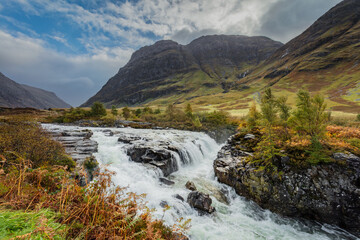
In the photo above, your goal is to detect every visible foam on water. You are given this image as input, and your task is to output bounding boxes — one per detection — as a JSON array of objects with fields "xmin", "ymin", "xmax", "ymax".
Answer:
[{"xmin": 43, "ymin": 124, "xmax": 358, "ymax": 240}]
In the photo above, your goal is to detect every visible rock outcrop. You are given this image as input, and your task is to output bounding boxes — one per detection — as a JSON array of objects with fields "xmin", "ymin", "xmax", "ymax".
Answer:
[{"xmin": 214, "ymin": 135, "xmax": 360, "ymax": 237}]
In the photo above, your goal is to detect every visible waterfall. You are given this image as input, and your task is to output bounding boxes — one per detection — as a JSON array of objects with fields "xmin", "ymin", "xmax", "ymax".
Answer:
[{"xmin": 44, "ymin": 124, "xmax": 358, "ymax": 240}]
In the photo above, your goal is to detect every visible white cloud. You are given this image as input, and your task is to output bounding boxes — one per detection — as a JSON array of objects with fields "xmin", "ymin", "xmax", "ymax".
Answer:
[{"xmin": 0, "ymin": 30, "xmax": 133, "ymax": 106}]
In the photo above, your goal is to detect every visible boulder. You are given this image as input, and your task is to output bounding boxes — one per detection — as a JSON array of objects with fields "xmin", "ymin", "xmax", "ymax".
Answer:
[
  {"xmin": 185, "ymin": 181, "xmax": 197, "ymax": 191},
  {"xmin": 187, "ymin": 191, "xmax": 215, "ymax": 214},
  {"xmin": 126, "ymin": 147, "xmax": 178, "ymax": 176}
]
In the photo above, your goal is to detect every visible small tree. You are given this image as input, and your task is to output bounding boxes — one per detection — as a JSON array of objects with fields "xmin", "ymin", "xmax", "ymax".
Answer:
[
  {"xmin": 90, "ymin": 102, "xmax": 107, "ymax": 117},
  {"xmin": 111, "ymin": 105, "xmax": 118, "ymax": 116},
  {"xmin": 276, "ymin": 96, "xmax": 291, "ymax": 138},
  {"xmin": 260, "ymin": 88, "xmax": 278, "ymax": 139},
  {"xmin": 166, "ymin": 104, "xmax": 176, "ymax": 119},
  {"xmin": 122, "ymin": 107, "xmax": 131, "ymax": 120},
  {"xmin": 185, "ymin": 103, "xmax": 193, "ymax": 119},
  {"xmin": 292, "ymin": 90, "xmax": 328, "ymax": 136},
  {"xmin": 247, "ymin": 102, "xmax": 260, "ymax": 130}
]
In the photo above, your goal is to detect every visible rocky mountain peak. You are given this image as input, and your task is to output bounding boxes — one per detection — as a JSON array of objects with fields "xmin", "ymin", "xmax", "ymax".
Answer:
[{"xmin": 127, "ymin": 40, "xmax": 180, "ymax": 65}]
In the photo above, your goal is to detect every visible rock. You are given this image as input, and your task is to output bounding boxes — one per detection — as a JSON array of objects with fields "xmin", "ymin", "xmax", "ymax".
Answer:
[
  {"xmin": 126, "ymin": 147, "xmax": 178, "ymax": 176},
  {"xmin": 214, "ymin": 136, "xmax": 360, "ymax": 237},
  {"xmin": 118, "ymin": 134, "xmax": 141, "ymax": 144},
  {"xmin": 185, "ymin": 181, "xmax": 197, "ymax": 191},
  {"xmin": 333, "ymin": 152, "xmax": 360, "ymax": 168},
  {"xmin": 173, "ymin": 194, "xmax": 184, "ymax": 202},
  {"xmin": 160, "ymin": 177, "xmax": 175, "ymax": 186},
  {"xmin": 244, "ymin": 134, "xmax": 255, "ymax": 140},
  {"xmin": 160, "ymin": 200, "xmax": 169, "ymax": 208},
  {"xmin": 187, "ymin": 191, "xmax": 215, "ymax": 214}
]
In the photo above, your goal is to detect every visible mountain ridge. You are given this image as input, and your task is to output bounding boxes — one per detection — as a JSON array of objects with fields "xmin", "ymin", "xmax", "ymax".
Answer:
[
  {"xmin": 82, "ymin": 35, "xmax": 283, "ymax": 107},
  {"xmin": 0, "ymin": 72, "xmax": 71, "ymax": 109}
]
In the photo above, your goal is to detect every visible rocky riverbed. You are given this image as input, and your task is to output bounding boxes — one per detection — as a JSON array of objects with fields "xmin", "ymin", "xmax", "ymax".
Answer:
[{"xmin": 214, "ymin": 134, "xmax": 360, "ymax": 237}]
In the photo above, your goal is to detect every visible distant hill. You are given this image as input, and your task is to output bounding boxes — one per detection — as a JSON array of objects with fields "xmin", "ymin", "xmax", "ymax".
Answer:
[
  {"xmin": 0, "ymin": 72, "xmax": 71, "ymax": 109},
  {"xmin": 82, "ymin": 35, "xmax": 283, "ymax": 107},
  {"xmin": 83, "ymin": 0, "xmax": 360, "ymax": 114}
]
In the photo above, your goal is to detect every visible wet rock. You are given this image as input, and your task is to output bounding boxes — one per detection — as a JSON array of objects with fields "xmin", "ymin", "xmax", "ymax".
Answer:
[
  {"xmin": 160, "ymin": 177, "xmax": 175, "ymax": 185},
  {"xmin": 173, "ymin": 194, "xmax": 184, "ymax": 202},
  {"xmin": 126, "ymin": 147, "xmax": 178, "ymax": 176},
  {"xmin": 244, "ymin": 133, "xmax": 255, "ymax": 140},
  {"xmin": 160, "ymin": 200, "xmax": 169, "ymax": 208},
  {"xmin": 187, "ymin": 191, "xmax": 215, "ymax": 214},
  {"xmin": 214, "ymin": 135, "xmax": 360, "ymax": 237},
  {"xmin": 48, "ymin": 128, "xmax": 98, "ymax": 164},
  {"xmin": 118, "ymin": 134, "xmax": 141, "ymax": 144},
  {"xmin": 185, "ymin": 181, "xmax": 197, "ymax": 191}
]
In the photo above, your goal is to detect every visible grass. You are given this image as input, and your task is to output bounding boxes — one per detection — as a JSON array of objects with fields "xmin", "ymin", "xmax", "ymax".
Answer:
[{"xmin": 0, "ymin": 209, "xmax": 65, "ymax": 240}]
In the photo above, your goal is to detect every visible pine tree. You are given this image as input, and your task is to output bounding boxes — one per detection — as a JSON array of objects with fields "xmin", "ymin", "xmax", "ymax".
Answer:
[{"xmin": 292, "ymin": 90, "xmax": 329, "ymax": 136}]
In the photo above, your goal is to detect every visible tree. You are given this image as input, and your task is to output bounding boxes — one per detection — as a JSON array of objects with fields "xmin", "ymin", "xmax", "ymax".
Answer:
[
  {"xmin": 276, "ymin": 96, "xmax": 291, "ymax": 138},
  {"xmin": 260, "ymin": 88, "xmax": 278, "ymax": 139},
  {"xmin": 185, "ymin": 103, "xmax": 193, "ymax": 118},
  {"xmin": 111, "ymin": 105, "xmax": 118, "ymax": 116},
  {"xmin": 166, "ymin": 104, "xmax": 176, "ymax": 119},
  {"xmin": 292, "ymin": 90, "xmax": 329, "ymax": 136},
  {"xmin": 247, "ymin": 102, "xmax": 260, "ymax": 130},
  {"xmin": 90, "ymin": 102, "xmax": 107, "ymax": 117},
  {"xmin": 122, "ymin": 107, "xmax": 131, "ymax": 120}
]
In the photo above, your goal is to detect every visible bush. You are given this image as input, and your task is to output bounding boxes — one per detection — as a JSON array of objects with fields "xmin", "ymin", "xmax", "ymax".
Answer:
[
  {"xmin": 63, "ymin": 107, "xmax": 90, "ymax": 123},
  {"xmin": 90, "ymin": 102, "xmax": 107, "ymax": 117},
  {"xmin": 0, "ymin": 121, "xmax": 75, "ymax": 170},
  {"xmin": 111, "ymin": 105, "xmax": 118, "ymax": 116}
]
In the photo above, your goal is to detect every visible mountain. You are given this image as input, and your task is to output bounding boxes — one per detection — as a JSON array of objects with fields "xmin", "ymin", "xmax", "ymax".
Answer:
[
  {"xmin": 82, "ymin": 35, "xmax": 283, "ymax": 107},
  {"xmin": 240, "ymin": 0, "xmax": 360, "ymax": 112},
  {"xmin": 0, "ymin": 72, "xmax": 71, "ymax": 109},
  {"xmin": 83, "ymin": 0, "xmax": 360, "ymax": 114}
]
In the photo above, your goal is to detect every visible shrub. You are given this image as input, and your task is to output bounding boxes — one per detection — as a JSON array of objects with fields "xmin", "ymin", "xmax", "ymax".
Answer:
[
  {"xmin": 90, "ymin": 102, "xmax": 107, "ymax": 117},
  {"xmin": 63, "ymin": 107, "xmax": 90, "ymax": 123},
  {"xmin": 357, "ymin": 114, "xmax": 360, "ymax": 122},
  {"xmin": 122, "ymin": 107, "xmax": 131, "ymax": 119},
  {"xmin": 111, "ymin": 105, "xmax": 118, "ymax": 116},
  {"xmin": 0, "ymin": 121, "xmax": 75, "ymax": 170}
]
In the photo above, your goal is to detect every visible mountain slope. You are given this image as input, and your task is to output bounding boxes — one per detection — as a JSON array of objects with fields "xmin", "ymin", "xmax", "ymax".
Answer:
[
  {"xmin": 240, "ymin": 0, "xmax": 360, "ymax": 112},
  {"xmin": 82, "ymin": 35, "xmax": 283, "ymax": 107},
  {"xmin": 0, "ymin": 72, "xmax": 71, "ymax": 109}
]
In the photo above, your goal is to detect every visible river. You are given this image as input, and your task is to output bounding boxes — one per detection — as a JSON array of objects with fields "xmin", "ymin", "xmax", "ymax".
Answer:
[{"xmin": 44, "ymin": 124, "xmax": 358, "ymax": 240}]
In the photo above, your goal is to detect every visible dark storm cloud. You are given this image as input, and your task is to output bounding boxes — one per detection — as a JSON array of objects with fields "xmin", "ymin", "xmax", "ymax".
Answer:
[{"xmin": 256, "ymin": 0, "xmax": 342, "ymax": 43}]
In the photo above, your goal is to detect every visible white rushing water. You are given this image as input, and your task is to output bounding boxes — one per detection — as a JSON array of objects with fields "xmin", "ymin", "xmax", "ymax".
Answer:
[{"xmin": 44, "ymin": 124, "xmax": 358, "ymax": 240}]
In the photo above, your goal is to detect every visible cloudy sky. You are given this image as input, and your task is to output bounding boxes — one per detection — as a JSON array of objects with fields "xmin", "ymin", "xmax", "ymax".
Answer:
[{"xmin": 0, "ymin": 0, "xmax": 341, "ymax": 106}]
